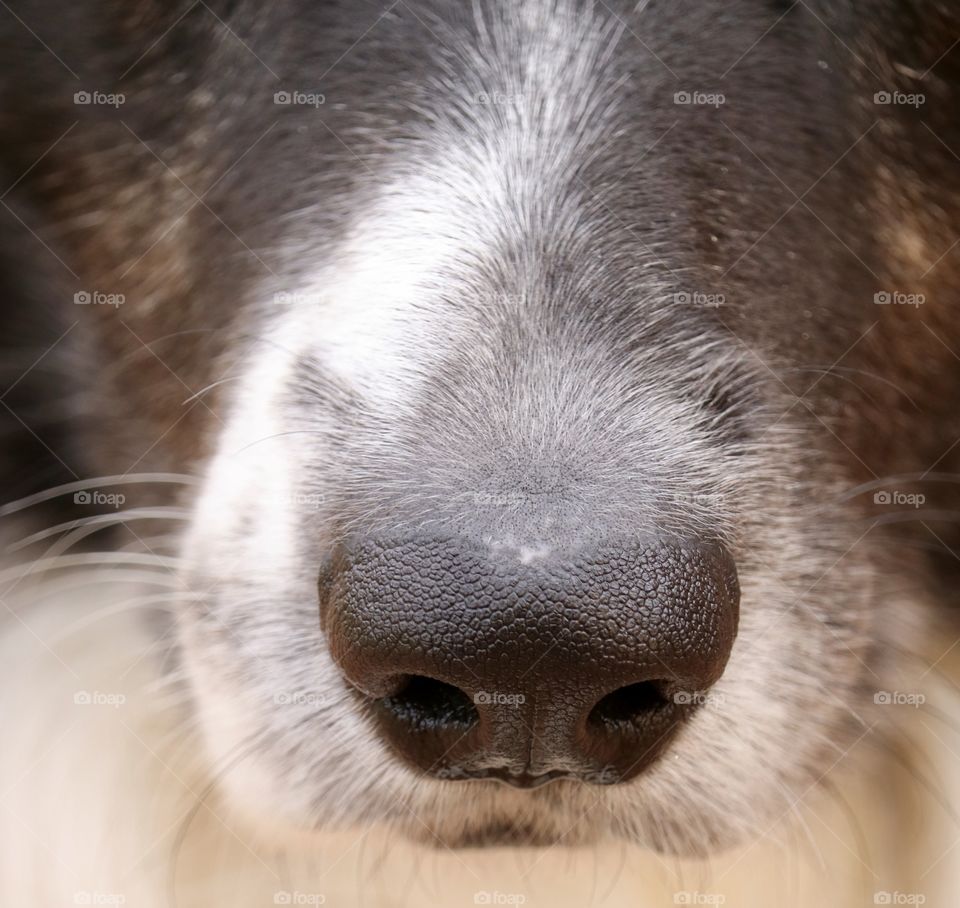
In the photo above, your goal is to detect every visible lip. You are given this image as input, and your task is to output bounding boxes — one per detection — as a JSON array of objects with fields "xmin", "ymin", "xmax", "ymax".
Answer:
[
  {"xmin": 434, "ymin": 820, "xmax": 581, "ymax": 850},
  {"xmin": 456, "ymin": 769, "xmax": 571, "ymax": 789},
  {"xmin": 429, "ymin": 767, "xmax": 620, "ymax": 789}
]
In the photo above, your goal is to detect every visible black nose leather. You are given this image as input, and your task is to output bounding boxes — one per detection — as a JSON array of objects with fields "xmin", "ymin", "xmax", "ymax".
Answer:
[{"xmin": 319, "ymin": 538, "xmax": 738, "ymax": 787}]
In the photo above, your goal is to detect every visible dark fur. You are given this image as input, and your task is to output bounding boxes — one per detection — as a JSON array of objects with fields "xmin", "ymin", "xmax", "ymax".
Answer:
[{"xmin": 3, "ymin": 0, "xmax": 960, "ymax": 588}]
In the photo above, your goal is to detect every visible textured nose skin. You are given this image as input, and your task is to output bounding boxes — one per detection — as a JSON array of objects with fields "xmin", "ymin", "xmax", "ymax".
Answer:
[{"xmin": 319, "ymin": 538, "xmax": 739, "ymax": 785}]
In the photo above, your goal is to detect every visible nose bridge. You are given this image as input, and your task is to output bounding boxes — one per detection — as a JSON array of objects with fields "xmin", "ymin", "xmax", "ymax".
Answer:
[{"xmin": 320, "ymin": 536, "xmax": 739, "ymax": 783}]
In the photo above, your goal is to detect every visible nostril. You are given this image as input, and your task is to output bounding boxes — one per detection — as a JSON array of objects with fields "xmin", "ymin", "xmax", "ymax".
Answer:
[
  {"xmin": 380, "ymin": 675, "xmax": 479, "ymax": 730},
  {"xmin": 588, "ymin": 681, "xmax": 670, "ymax": 729}
]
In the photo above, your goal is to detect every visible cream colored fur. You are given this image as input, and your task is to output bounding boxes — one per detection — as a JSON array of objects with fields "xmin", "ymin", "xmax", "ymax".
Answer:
[{"xmin": 3, "ymin": 566, "xmax": 958, "ymax": 907}]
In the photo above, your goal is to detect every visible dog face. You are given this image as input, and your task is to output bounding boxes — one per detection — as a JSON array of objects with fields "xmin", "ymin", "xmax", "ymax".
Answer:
[
  {"xmin": 149, "ymin": 0, "xmax": 909, "ymax": 854},
  {"xmin": 10, "ymin": 0, "xmax": 952, "ymax": 859}
]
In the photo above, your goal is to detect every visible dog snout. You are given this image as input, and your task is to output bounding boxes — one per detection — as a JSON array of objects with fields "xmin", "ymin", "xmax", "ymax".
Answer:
[{"xmin": 319, "ymin": 538, "xmax": 739, "ymax": 787}]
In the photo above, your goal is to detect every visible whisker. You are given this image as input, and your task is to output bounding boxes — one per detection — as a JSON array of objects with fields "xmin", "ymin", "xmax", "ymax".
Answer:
[
  {"xmin": 818, "ymin": 775, "xmax": 876, "ymax": 888},
  {"xmin": 44, "ymin": 592, "xmax": 199, "ymax": 646},
  {"xmin": 852, "ymin": 510, "xmax": 960, "ymax": 527},
  {"xmin": 234, "ymin": 430, "xmax": 328, "ymax": 455},
  {"xmin": 117, "ymin": 534, "xmax": 181, "ymax": 553},
  {"xmin": 182, "ymin": 377, "xmax": 242, "ymax": 405},
  {"xmin": 168, "ymin": 729, "xmax": 276, "ymax": 905},
  {"xmin": 12, "ymin": 571, "xmax": 183, "ymax": 602},
  {"xmin": 786, "ymin": 365, "xmax": 919, "ymax": 409},
  {"xmin": 785, "ymin": 368, "xmax": 881, "ymax": 407},
  {"xmin": 0, "ymin": 552, "xmax": 178, "ymax": 588},
  {"xmin": 834, "ymin": 472, "xmax": 960, "ymax": 503},
  {"xmin": 7, "ymin": 507, "xmax": 190, "ymax": 552},
  {"xmin": 874, "ymin": 726, "xmax": 960, "ymax": 829}
]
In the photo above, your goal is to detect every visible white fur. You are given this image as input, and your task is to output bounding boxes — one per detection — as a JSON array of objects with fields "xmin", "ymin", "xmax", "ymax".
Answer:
[
  {"xmin": 264, "ymin": 2, "xmax": 630, "ymax": 409},
  {"xmin": 2, "ymin": 568, "xmax": 958, "ymax": 906}
]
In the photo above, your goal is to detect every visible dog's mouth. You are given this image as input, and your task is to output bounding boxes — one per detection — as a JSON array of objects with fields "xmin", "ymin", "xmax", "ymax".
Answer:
[
  {"xmin": 441, "ymin": 822, "xmax": 573, "ymax": 849},
  {"xmin": 421, "ymin": 768, "xmax": 599, "ymax": 789},
  {"xmin": 408, "ymin": 798, "xmax": 603, "ymax": 850},
  {"xmin": 385, "ymin": 772, "xmax": 617, "ymax": 850}
]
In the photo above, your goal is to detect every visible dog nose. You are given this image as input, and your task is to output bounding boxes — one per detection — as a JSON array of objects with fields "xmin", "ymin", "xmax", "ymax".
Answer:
[{"xmin": 319, "ymin": 538, "xmax": 738, "ymax": 786}]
